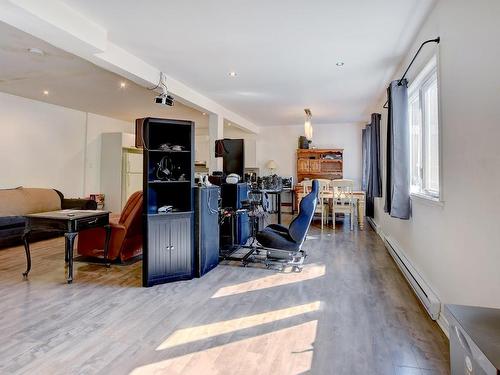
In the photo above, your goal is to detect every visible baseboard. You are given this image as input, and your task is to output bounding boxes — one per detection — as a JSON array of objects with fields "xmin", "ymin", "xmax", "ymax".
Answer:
[
  {"xmin": 436, "ymin": 305, "xmax": 450, "ymax": 338},
  {"xmin": 366, "ymin": 217, "xmax": 378, "ymax": 232},
  {"xmin": 74, "ymin": 255, "xmax": 142, "ymax": 266},
  {"xmin": 369, "ymin": 217, "xmax": 449, "ymax": 338}
]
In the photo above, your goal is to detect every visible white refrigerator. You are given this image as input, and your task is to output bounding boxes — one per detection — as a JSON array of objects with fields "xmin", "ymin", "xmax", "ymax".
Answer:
[{"xmin": 122, "ymin": 150, "xmax": 143, "ymax": 208}]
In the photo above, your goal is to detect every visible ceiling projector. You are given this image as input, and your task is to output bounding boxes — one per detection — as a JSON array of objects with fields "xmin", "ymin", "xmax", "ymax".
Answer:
[{"xmin": 155, "ymin": 92, "xmax": 174, "ymax": 106}]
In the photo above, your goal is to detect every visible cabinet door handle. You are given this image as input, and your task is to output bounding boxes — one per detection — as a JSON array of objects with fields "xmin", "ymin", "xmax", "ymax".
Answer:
[{"xmin": 170, "ymin": 246, "xmax": 175, "ymax": 251}]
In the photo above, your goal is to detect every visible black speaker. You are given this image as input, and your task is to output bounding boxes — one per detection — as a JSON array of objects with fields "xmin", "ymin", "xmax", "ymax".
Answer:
[
  {"xmin": 221, "ymin": 183, "xmax": 249, "ymax": 209},
  {"xmin": 222, "ymin": 139, "xmax": 244, "ymax": 177},
  {"xmin": 194, "ymin": 186, "xmax": 220, "ymax": 277},
  {"xmin": 219, "ymin": 210, "xmax": 250, "ymax": 248}
]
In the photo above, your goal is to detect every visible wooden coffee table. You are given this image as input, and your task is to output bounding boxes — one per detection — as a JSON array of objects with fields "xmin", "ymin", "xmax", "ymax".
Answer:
[{"xmin": 22, "ymin": 210, "xmax": 111, "ymax": 283}]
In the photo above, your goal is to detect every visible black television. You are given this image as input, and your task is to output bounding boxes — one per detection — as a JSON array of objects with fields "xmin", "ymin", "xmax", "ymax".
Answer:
[{"xmin": 221, "ymin": 138, "xmax": 244, "ymax": 178}]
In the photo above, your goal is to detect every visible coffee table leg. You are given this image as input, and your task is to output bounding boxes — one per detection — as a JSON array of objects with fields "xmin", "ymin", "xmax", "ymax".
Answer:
[
  {"xmin": 103, "ymin": 224, "xmax": 111, "ymax": 268},
  {"xmin": 22, "ymin": 229, "xmax": 31, "ymax": 279},
  {"xmin": 64, "ymin": 242, "xmax": 69, "ymax": 263},
  {"xmin": 65, "ymin": 232, "xmax": 77, "ymax": 284}
]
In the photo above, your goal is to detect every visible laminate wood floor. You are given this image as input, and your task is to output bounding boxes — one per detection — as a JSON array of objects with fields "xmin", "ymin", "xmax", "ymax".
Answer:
[{"xmin": 0, "ymin": 217, "xmax": 449, "ymax": 375}]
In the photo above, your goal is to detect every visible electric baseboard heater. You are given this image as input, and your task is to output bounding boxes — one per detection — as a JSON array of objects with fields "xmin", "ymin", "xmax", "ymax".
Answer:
[{"xmin": 383, "ymin": 235, "xmax": 441, "ymax": 320}]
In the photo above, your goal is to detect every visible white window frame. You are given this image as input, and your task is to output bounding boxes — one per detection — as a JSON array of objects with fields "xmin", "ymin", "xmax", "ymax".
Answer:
[{"xmin": 408, "ymin": 55, "xmax": 443, "ymax": 203}]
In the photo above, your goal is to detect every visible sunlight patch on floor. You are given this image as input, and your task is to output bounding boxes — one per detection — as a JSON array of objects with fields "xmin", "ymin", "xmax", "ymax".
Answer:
[
  {"xmin": 132, "ymin": 320, "xmax": 317, "ymax": 375},
  {"xmin": 211, "ymin": 263, "xmax": 326, "ymax": 298},
  {"xmin": 156, "ymin": 301, "xmax": 320, "ymax": 351}
]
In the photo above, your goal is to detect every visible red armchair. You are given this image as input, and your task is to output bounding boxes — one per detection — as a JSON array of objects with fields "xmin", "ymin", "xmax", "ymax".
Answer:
[{"xmin": 77, "ymin": 191, "xmax": 143, "ymax": 262}]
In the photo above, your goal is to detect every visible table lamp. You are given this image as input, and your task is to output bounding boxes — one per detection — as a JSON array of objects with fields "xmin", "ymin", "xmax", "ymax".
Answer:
[{"xmin": 266, "ymin": 160, "xmax": 278, "ymax": 174}]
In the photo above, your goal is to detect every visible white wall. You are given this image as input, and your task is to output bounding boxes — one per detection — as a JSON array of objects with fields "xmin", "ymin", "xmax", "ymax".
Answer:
[
  {"xmin": 0, "ymin": 92, "xmax": 133, "ymax": 198},
  {"xmin": 195, "ymin": 122, "xmax": 363, "ymax": 185},
  {"xmin": 223, "ymin": 126, "xmax": 258, "ymax": 169},
  {"xmin": 372, "ymin": 0, "xmax": 500, "ymax": 308},
  {"xmin": 194, "ymin": 127, "xmax": 210, "ymax": 166},
  {"xmin": 0, "ymin": 92, "xmax": 86, "ymax": 197},
  {"xmin": 257, "ymin": 123, "xmax": 364, "ymax": 188}
]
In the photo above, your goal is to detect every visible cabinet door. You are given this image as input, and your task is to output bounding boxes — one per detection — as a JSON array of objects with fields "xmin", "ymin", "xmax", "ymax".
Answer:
[
  {"xmin": 144, "ymin": 213, "xmax": 193, "ymax": 286},
  {"xmin": 146, "ymin": 216, "xmax": 171, "ymax": 281},
  {"xmin": 297, "ymin": 159, "xmax": 310, "ymax": 173},
  {"xmin": 168, "ymin": 215, "xmax": 193, "ymax": 277},
  {"xmin": 310, "ymin": 160, "xmax": 321, "ymax": 173}
]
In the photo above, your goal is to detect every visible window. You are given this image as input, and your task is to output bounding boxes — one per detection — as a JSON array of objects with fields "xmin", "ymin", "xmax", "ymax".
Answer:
[{"xmin": 408, "ymin": 56, "xmax": 440, "ymax": 200}]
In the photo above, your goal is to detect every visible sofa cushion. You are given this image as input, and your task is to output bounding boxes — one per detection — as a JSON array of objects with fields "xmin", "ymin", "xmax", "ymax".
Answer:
[
  {"xmin": 0, "ymin": 216, "xmax": 25, "ymax": 229},
  {"xmin": 62, "ymin": 198, "xmax": 97, "ymax": 210},
  {"xmin": 0, "ymin": 187, "xmax": 61, "ymax": 216}
]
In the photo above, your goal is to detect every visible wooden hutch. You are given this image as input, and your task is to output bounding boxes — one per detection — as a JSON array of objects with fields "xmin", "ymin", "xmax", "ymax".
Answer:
[
  {"xmin": 293, "ymin": 148, "xmax": 343, "ymax": 212},
  {"xmin": 294, "ymin": 148, "xmax": 365, "ymax": 229},
  {"xmin": 296, "ymin": 148, "xmax": 343, "ymax": 182}
]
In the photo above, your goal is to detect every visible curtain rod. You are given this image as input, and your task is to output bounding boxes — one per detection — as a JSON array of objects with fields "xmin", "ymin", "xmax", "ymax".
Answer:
[{"xmin": 383, "ymin": 37, "xmax": 440, "ymax": 109}]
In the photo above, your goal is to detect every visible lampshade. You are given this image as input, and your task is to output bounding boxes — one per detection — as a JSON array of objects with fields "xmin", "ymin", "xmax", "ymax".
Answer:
[
  {"xmin": 304, "ymin": 119, "xmax": 313, "ymax": 140},
  {"xmin": 266, "ymin": 160, "xmax": 278, "ymax": 170}
]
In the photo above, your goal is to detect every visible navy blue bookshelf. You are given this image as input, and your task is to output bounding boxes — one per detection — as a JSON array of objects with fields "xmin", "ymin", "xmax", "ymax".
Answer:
[{"xmin": 137, "ymin": 117, "xmax": 194, "ymax": 287}]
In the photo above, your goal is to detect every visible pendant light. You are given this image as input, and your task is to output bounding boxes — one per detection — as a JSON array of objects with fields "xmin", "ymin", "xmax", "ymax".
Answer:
[{"xmin": 304, "ymin": 108, "xmax": 313, "ymax": 141}]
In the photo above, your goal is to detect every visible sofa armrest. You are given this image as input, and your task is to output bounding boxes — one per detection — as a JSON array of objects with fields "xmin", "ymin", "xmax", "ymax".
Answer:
[{"xmin": 62, "ymin": 198, "xmax": 97, "ymax": 210}]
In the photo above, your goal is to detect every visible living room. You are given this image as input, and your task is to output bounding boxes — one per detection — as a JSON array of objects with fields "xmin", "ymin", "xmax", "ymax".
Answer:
[{"xmin": 1, "ymin": 0, "xmax": 499, "ymax": 374}]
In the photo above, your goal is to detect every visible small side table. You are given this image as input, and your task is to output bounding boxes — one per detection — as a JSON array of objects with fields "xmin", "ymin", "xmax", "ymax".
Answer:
[
  {"xmin": 251, "ymin": 189, "xmax": 283, "ymax": 224},
  {"xmin": 23, "ymin": 210, "xmax": 111, "ymax": 284}
]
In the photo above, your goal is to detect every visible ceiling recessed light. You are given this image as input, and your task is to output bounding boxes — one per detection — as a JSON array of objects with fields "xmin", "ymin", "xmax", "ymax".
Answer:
[
  {"xmin": 228, "ymin": 71, "xmax": 237, "ymax": 77},
  {"xmin": 336, "ymin": 62, "xmax": 345, "ymax": 67},
  {"xmin": 202, "ymin": 112, "xmax": 207, "ymax": 116},
  {"xmin": 120, "ymin": 82, "xmax": 126, "ymax": 88},
  {"xmin": 43, "ymin": 90, "xmax": 49, "ymax": 95},
  {"xmin": 227, "ymin": 122, "xmax": 232, "ymax": 126},
  {"xmin": 28, "ymin": 47, "xmax": 45, "ymax": 56}
]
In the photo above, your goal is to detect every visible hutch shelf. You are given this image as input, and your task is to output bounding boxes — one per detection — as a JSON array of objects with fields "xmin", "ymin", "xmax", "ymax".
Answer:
[{"xmin": 296, "ymin": 148, "xmax": 343, "ymax": 182}]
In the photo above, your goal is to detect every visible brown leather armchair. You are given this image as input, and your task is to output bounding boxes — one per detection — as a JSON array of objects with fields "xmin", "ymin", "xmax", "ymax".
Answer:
[{"xmin": 77, "ymin": 191, "xmax": 143, "ymax": 262}]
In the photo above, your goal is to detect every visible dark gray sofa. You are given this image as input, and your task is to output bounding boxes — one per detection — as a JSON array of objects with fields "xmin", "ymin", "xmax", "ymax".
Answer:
[{"xmin": 0, "ymin": 187, "xmax": 97, "ymax": 249}]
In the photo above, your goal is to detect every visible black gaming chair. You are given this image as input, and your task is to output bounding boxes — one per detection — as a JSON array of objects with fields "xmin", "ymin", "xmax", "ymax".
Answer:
[{"xmin": 256, "ymin": 180, "xmax": 319, "ymax": 258}]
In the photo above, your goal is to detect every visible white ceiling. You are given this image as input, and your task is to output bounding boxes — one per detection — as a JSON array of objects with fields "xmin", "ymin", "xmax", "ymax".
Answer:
[
  {"xmin": 62, "ymin": 0, "xmax": 436, "ymax": 126},
  {"xmin": 0, "ymin": 22, "xmax": 209, "ymax": 127}
]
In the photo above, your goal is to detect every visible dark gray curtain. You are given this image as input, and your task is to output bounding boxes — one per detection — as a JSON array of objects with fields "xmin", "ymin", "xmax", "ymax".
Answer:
[
  {"xmin": 362, "ymin": 113, "xmax": 382, "ymax": 218},
  {"xmin": 384, "ymin": 79, "xmax": 411, "ymax": 219},
  {"xmin": 368, "ymin": 113, "xmax": 382, "ymax": 198},
  {"xmin": 361, "ymin": 127, "xmax": 370, "ymax": 191}
]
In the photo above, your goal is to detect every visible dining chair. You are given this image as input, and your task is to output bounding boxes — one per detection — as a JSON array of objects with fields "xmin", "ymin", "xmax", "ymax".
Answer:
[
  {"xmin": 331, "ymin": 179, "xmax": 355, "ymax": 231},
  {"xmin": 302, "ymin": 179, "xmax": 330, "ymax": 230}
]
